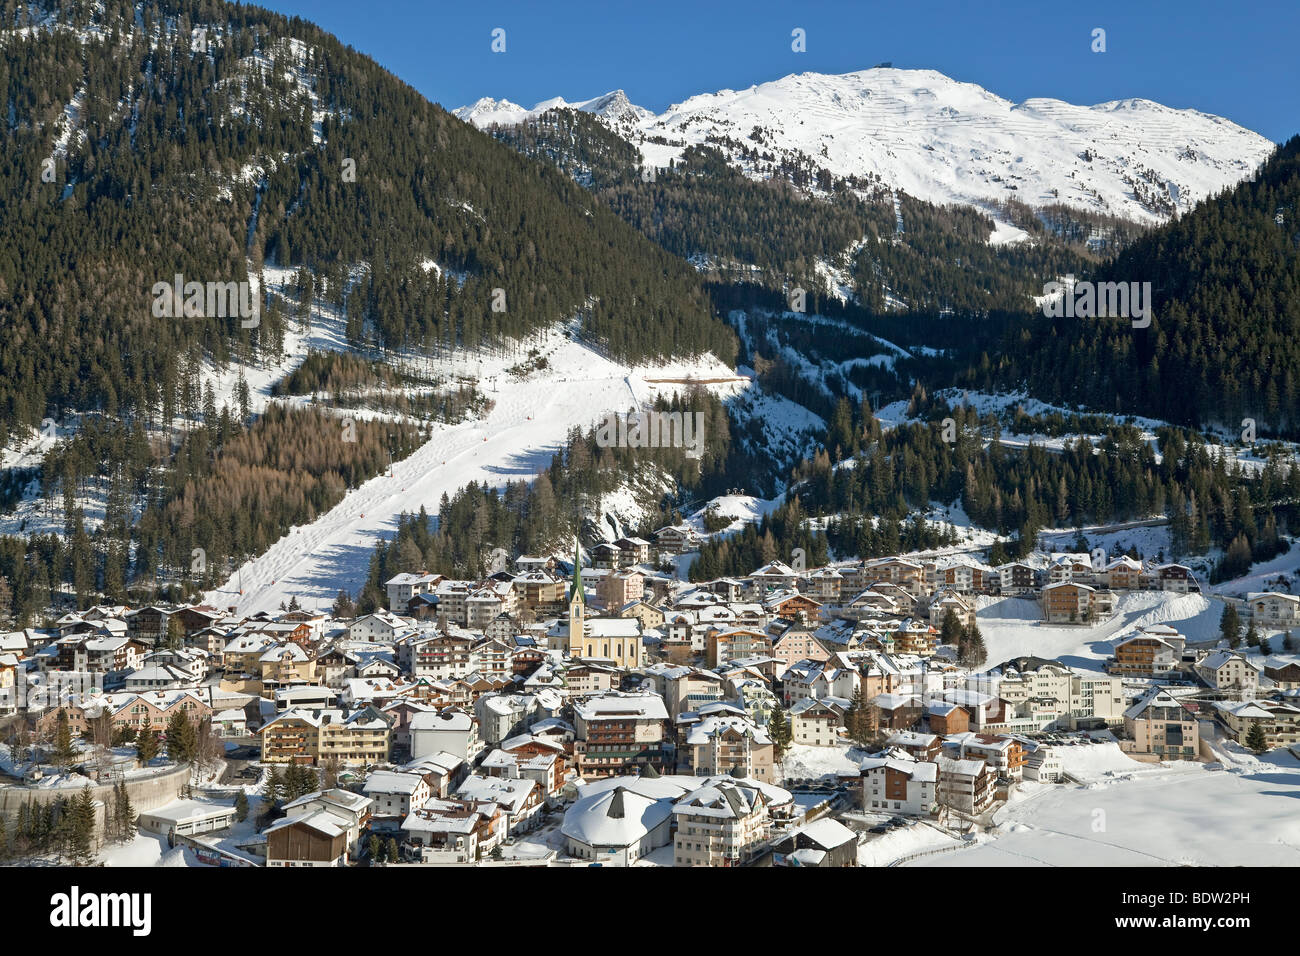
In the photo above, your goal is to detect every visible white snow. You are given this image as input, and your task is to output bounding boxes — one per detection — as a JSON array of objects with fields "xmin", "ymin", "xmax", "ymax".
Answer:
[
  {"xmin": 456, "ymin": 67, "xmax": 1273, "ymax": 226},
  {"xmin": 779, "ymin": 743, "xmax": 862, "ymax": 782},
  {"xmin": 976, "ymin": 590, "xmax": 1221, "ymax": 670},
  {"xmin": 204, "ymin": 323, "xmax": 744, "ymax": 615},
  {"xmin": 907, "ymin": 751, "xmax": 1300, "ymax": 866}
]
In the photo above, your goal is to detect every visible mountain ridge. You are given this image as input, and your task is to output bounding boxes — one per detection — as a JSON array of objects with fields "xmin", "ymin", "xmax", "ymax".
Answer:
[{"xmin": 457, "ymin": 65, "xmax": 1274, "ymax": 227}]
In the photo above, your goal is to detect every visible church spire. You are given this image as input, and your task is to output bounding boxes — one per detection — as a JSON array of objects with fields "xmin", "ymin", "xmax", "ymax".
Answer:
[{"xmin": 571, "ymin": 535, "xmax": 584, "ymax": 602}]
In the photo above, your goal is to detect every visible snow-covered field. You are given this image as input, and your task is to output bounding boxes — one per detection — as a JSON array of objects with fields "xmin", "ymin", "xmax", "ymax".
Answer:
[
  {"xmin": 779, "ymin": 743, "xmax": 862, "ymax": 782},
  {"xmin": 976, "ymin": 590, "xmax": 1222, "ymax": 670},
  {"xmin": 908, "ymin": 747, "xmax": 1300, "ymax": 867},
  {"xmin": 857, "ymin": 823, "xmax": 964, "ymax": 867}
]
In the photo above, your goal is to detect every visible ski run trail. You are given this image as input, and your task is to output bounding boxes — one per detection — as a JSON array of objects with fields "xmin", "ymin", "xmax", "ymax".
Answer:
[{"xmin": 204, "ymin": 324, "xmax": 741, "ymax": 617}]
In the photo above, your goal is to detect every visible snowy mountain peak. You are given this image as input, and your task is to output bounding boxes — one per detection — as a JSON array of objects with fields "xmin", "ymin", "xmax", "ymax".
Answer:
[
  {"xmin": 452, "ymin": 89, "xmax": 652, "ymax": 130},
  {"xmin": 457, "ymin": 66, "xmax": 1273, "ymax": 226}
]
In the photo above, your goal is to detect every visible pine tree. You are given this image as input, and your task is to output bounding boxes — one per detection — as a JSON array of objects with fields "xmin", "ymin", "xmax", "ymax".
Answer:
[
  {"xmin": 114, "ymin": 781, "xmax": 136, "ymax": 842},
  {"xmin": 940, "ymin": 608, "xmax": 963, "ymax": 647},
  {"xmin": 52, "ymin": 709, "xmax": 77, "ymax": 772},
  {"xmin": 136, "ymin": 729, "xmax": 159, "ymax": 764},
  {"xmin": 960, "ymin": 624, "xmax": 988, "ymax": 667},
  {"xmin": 845, "ymin": 687, "xmax": 875, "ymax": 750},
  {"xmin": 67, "ymin": 786, "xmax": 97, "ymax": 866},
  {"xmin": 1286, "ymin": 631, "xmax": 1297, "ymax": 653},
  {"xmin": 234, "ymin": 790, "xmax": 249, "ymax": 822},
  {"xmin": 385, "ymin": 837, "xmax": 400, "ymax": 863},
  {"xmin": 1220, "ymin": 604, "xmax": 1241, "ymax": 646},
  {"xmin": 331, "ymin": 589, "xmax": 356, "ymax": 619},
  {"xmin": 263, "ymin": 766, "xmax": 284, "ymax": 809},
  {"xmin": 165, "ymin": 712, "xmax": 197, "ymax": 764},
  {"xmin": 1246, "ymin": 619, "xmax": 1260, "ymax": 648},
  {"xmin": 368, "ymin": 833, "xmax": 381, "ymax": 863},
  {"xmin": 1245, "ymin": 722, "xmax": 1269, "ymax": 754},
  {"xmin": 768, "ymin": 705, "xmax": 792, "ymax": 764}
]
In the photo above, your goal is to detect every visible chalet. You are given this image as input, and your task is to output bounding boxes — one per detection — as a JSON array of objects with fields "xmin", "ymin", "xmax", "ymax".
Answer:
[
  {"xmin": 347, "ymin": 610, "xmax": 411, "ymax": 643},
  {"xmin": 996, "ymin": 562, "xmax": 1040, "ymax": 596},
  {"xmin": 788, "ymin": 697, "xmax": 849, "ymax": 747},
  {"xmin": 930, "ymin": 588, "xmax": 977, "ymax": 632},
  {"xmin": 1123, "ymin": 689, "xmax": 1200, "ymax": 760},
  {"xmin": 672, "ymin": 780, "xmax": 771, "ymax": 867},
  {"xmin": 935, "ymin": 754, "xmax": 994, "ymax": 816},
  {"xmin": 406, "ymin": 631, "xmax": 475, "ymax": 681},
  {"xmin": 265, "ymin": 811, "xmax": 351, "ymax": 867},
  {"xmin": 770, "ymin": 625, "xmax": 830, "ymax": 668},
  {"xmin": 612, "ymin": 537, "xmax": 652, "ymax": 567},
  {"xmin": 763, "ymin": 591, "xmax": 823, "ymax": 624},
  {"xmin": 385, "ymin": 572, "xmax": 441, "ymax": 612},
  {"xmin": 1102, "ymin": 556, "xmax": 1144, "ymax": 590},
  {"xmin": 860, "ymin": 750, "xmax": 938, "ymax": 816},
  {"xmin": 618, "ymin": 600, "xmax": 666, "ymax": 632},
  {"xmin": 1265, "ymin": 661, "xmax": 1300, "ymax": 690},
  {"xmin": 861, "ymin": 557, "xmax": 925, "ymax": 595},
  {"xmin": 943, "ymin": 732, "xmax": 1026, "ymax": 782},
  {"xmin": 363, "ymin": 770, "xmax": 432, "ymax": 826},
  {"xmin": 706, "ymin": 628, "xmax": 773, "ymax": 668},
  {"xmin": 1247, "ymin": 591, "xmax": 1300, "ymax": 628},
  {"xmin": 126, "ymin": 606, "xmax": 171, "ymax": 645},
  {"xmin": 1040, "ymin": 581, "xmax": 1113, "ymax": 624},
  {"xmin": 1213, "ymin": 699, "xmax": 1300, "ymax": 750},
  {"xmin": 751, "ymin": 561, "xmax": 801, "ymax": 593},
  {"xmin": 403, "ymin": 797, "xmax": 505, "ymax": 862},
  {"xmin": 807, "ymin": 567, "xmax": 844, "ymax": 601},
  {"xmin": 684, "ymin": 714, "xmax": 775, "ymax": 782},
  {"xmin": 885, "ymin": 730, "xmax": 943, "ymax": 761},
  {"xmin": 455, "ymin": 774, "xmax": 543, "ymax": 836},
  {"xmin": 653, "ymin": 524, "xmax": 699, "ymax": 554},
  {"xmin": 1148, "ymin": 564, "xmax": 1199, "ymax": 593},
  {"xmin": 572, "ymin": 693, "xmax": 670, "ymax": 778},
  {"xmin": 771, "ymin": 818, "xmax": 857, "ymax": 867},
  {"xmin": 1195, "ymin": 651, "xmax": 1261, "ymax": 698},
  {"xmin": 1109, "ymin": 626, "xmax": 1186, "ymax": 678}
]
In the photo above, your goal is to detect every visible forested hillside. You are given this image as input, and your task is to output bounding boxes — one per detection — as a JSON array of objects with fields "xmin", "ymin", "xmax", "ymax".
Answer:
[
  {"xmin": 490, "ymin": 107, "xmax": 1137, "ymax": 314},
  {"xmin": 0, "ymin": 0, "xmax": 734, "ymax": 443},
  {"xmin": 979, "ymin": 136, "xmax": 1300, "ymax": 435}
]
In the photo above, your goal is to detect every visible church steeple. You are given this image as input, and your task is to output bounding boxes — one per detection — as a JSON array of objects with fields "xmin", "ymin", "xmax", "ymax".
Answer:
[
  {"xmin": 567, "ymin": 536, "xmax": 586, "ymax": 656},
  {"xmin": 571, "ymin": 536, "xmax": 584, "ymax": 603}
]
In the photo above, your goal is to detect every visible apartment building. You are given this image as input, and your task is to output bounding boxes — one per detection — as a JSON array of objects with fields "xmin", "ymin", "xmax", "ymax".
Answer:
[
  {"xmin": 672, "ymin": 780, "xmax": 770, "ymax": 867},
  {"xmin": 572, "ymin": 693, "xmax": 670, "ymax": 778},
  {"xmin": 860, "ymin": 751, "xmax": 938, "ymax": 816},
  {"xmin": 1123, "ymin": 689, "xmax": 1200, "ymax": 760}
]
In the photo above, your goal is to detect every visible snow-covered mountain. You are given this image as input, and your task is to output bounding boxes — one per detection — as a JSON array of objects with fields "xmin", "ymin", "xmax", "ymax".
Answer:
[
  {"xmin": 454, "ymin": 89, "xmax": 653, "ymax": 136},
  {"xmin": 456, "ymin": 67, "xmax": 1274, "ymax": 226}
]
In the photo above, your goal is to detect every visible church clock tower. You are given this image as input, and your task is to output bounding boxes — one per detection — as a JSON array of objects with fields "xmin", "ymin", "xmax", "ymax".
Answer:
[{"xmin": 567, "ymin": 537, "xmax": 587, "ymax": 656}]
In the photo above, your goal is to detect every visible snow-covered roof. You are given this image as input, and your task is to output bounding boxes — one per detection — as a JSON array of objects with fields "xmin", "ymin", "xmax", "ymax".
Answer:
[
  {"xmin": 561, "ymin": 785, "xmax": 673, "ymax": 848},
  {"xmin": 572, "ymin": 694, "xmax": 668, "ymax": 722}
]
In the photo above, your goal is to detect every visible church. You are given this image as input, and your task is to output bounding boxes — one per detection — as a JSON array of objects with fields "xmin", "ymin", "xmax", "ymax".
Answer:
[{"xmin": 551, "ymin": 540, "xmax": 644, "ymax": 668}]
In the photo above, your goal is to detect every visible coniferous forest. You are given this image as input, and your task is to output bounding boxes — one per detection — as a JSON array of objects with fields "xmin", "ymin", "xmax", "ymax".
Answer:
[{"xmin": 0, "ymin": 0, "xmax": 1297, "ymax": 624}]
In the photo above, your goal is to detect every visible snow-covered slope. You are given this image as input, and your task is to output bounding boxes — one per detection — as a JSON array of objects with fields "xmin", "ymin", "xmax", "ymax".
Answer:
[
  {"xmin": 203, "ymin": 326, "xmax": 749, "ymax": 616},
  {"xmin": 457, "ymin": 67, "xmax": 1273, "ymax": 225}
]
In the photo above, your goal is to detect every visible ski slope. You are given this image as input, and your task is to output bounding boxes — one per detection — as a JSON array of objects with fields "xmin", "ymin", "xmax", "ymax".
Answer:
[{"xmin": 204, "ymin": 328, "xmax": 742, "ymax": 615}]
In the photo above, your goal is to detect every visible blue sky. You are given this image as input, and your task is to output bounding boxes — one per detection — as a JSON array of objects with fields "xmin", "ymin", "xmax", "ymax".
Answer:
[{"xmin": 261, "ymin": 0, "xmax": 1297, "ymax": 142}]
